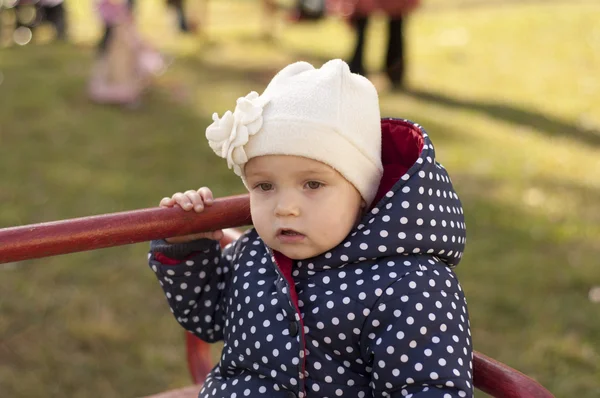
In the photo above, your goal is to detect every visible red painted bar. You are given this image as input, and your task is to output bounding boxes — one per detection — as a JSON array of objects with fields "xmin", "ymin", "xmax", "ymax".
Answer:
[
  {"xmin": 473, "ymin": 351, "xmax": 554, "ymax": 398},
  {"xmin": 0, "ymin": 194, "xmax": 252, "ymax": 264}
]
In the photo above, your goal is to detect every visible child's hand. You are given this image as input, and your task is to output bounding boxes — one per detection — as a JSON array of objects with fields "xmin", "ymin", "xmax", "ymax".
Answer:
[{"xmin": 160, "ymin": 187, "xmax": 224, "ymax": 243}]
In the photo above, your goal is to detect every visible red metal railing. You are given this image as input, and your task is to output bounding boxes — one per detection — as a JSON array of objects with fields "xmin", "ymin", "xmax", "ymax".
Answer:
[{"xmin": 0, "ymin": 194, "xmax": 554, "ymax": 397}]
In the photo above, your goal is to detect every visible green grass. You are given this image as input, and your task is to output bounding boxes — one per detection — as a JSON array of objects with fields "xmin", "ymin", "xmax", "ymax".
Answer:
[{"xmin": 1, "ymin": 0, "xmax": 600, "ymax": 397}]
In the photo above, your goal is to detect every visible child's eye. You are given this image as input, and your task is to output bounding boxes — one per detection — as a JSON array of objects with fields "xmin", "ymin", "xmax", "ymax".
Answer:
[
  {"xmin": 306, "ymin": 181, "xmax": 323, "ymax": 190},
  {"xmin": 257, "ymin": 183, "xmax": 273, "ymax": 191}
]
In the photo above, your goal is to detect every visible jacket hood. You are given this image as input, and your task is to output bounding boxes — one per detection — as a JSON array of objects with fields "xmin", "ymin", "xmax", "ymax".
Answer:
[{"xmin": 302, "ymin": 118, "xmax": 466, "ymax": 270}]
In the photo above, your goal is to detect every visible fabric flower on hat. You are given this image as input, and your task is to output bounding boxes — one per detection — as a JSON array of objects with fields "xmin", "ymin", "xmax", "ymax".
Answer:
[{"xmin": 206, "ymin": 91, "xmax": 267, "ymax": 176}]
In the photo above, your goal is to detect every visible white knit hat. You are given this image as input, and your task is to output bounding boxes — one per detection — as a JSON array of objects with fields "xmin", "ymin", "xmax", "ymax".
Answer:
[{"xmin": 205, "ymin": 59, "xmax": 383, "ymax": 206}]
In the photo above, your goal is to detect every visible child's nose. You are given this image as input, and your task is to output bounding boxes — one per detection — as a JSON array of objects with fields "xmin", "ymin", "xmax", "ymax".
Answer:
[{"xmin": 274, "ymin": 193, "xmax": 300, "ymax": 217}]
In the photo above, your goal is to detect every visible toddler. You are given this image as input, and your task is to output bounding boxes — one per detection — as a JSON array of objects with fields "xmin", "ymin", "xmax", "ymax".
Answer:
[
  {"xmin": 88, "ymin": 0, "xmax": 165, "ymax": 106},
  {"xmin": 149, "ymin": 60, "xmax": 473, "ymax": 397}
]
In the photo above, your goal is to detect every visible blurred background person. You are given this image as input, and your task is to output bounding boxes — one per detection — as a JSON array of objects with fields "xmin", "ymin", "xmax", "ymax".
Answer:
[
  {"xmin": 166, "ymin": 0, "xmax": 190, "ymax": 33},
  {"xmin": 331, "ymin": 0, "xmax": 421, "ymax": 89},
  {"xmin": 88, "ymin": 0, "xmax": 166, "ymax": 107},
  {"xmin": 97, "ymin": 0, "xmax": 135, "ymax": 55},
  {"xmin": 97, "ymin": 0, "xmax": 191, "ymax": 55}
]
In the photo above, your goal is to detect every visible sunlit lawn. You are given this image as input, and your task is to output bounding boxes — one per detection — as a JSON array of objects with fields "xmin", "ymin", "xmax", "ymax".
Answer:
[{"xmin": 1, "ymin": 0, "xmax": 599, "ymax": 397}]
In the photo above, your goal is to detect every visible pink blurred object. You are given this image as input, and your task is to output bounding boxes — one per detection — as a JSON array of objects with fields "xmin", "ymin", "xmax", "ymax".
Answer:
[
  {"xmin": 97, "ymin": 0, "xmax": 131, "ymax": 25},
  {"xmin": 88, "ymin": 0, "xmax": 167, "ymax": 106}
]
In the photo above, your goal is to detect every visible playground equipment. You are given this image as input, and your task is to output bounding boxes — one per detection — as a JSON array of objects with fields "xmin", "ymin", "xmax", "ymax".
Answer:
[{"xmin": 0, "ymin": 194, "xmax": 554, "ymax": 398}]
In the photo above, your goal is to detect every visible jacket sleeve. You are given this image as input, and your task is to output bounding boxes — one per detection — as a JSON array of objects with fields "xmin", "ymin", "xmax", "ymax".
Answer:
[
  {"xmin": 148, "ymin": 237, "xmax": 239, "ymax": 343},
  {"xmin": 361, "ymin": 264, "xmax": 473, "ymax": 397}
]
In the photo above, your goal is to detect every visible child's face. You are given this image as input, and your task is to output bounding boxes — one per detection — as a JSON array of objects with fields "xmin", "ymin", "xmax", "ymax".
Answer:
[{"xmin": 245, "ymin": 155, "xmax": 365, "ymax": 260}]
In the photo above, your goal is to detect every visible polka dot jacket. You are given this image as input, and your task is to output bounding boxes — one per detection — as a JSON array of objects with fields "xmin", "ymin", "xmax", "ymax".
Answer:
[{"xmin": 148, "ymin": 119, "xmax": 473, "ymax": 398}]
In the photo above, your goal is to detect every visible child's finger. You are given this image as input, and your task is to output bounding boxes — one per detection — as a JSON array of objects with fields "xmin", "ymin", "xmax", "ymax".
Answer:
[
  {"xmin": 159, "ymin": 197, "xmax": 175, "ymax": 207},
  {"xmin": 184, "ymin": 190, "xmax": 204, "ymax": 212},
  {"xmin": 173, "ymin": 192, "xmax": 194, "ymax": 211},
  {"xmin": 198, "ymin": 187, "xmax": 214, "ymax": 205}
]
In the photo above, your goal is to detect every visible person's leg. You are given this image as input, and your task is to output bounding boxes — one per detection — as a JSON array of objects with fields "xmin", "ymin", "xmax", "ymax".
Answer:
[
  {"xmin": 348, "ymin": 16, "xmax": 369, "ymax": 77},
  {"xmin": 175, "ymin": 2, "xmax": 189, "ymax": 32},
  {"xmin": 98, "ymin": 25, "xmax": 112, "ymax": 54},
  {"xmin": 165, "ymin": 0, "xmax": 188, "ymax": 32},
  {"xmin": 261, "ymin": 0, "xmax": 277, "ymax": 40},
  {"xmin": 385, "ymin": 16, "xmax": 405, "ymax": 88}
]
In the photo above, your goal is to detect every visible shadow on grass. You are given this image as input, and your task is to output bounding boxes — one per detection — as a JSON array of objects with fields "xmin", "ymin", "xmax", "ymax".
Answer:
[
  {"xmin": 174, "ymin": 54, "xmax": 281, "ymax": 87},
  {"xmin": 404, "ymin": 88, "xmax": 600, "ymax": 147}
]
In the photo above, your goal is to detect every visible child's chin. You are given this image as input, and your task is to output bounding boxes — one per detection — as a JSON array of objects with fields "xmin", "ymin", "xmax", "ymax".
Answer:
[
  {"xmin": 279, "ymin": 247, "xmax": 326, "ymax": 261},
  {"xmin": 279, "ymin": 249, "xmax": 310, "ymax": 260}
]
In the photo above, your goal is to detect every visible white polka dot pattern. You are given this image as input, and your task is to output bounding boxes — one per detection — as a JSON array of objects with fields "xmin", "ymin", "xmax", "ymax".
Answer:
[{"xmin": 148, "ymin": 120, "xmax": 473, "ymax": 397}]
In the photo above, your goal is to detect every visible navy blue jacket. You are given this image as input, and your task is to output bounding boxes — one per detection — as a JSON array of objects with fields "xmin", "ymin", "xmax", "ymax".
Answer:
[{"xmin": 149, "ymin": 119, "xmax": 473, "ymax": 398}]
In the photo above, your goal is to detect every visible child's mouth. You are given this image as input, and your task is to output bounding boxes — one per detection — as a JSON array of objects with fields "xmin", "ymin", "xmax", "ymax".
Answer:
[{"xmin": 277, "ymin": 229, "xmax": 305, "ymax": 243}]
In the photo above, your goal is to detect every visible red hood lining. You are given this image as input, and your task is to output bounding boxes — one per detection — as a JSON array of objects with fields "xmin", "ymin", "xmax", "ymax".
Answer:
[{"xmin": 371, "ymin": 119, "xmax": 424, "ymax": 209}]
